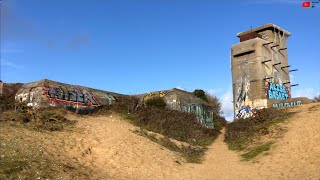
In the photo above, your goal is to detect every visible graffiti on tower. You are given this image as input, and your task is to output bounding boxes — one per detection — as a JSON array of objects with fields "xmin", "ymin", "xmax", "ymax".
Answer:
[{"xmin": 265, "ymin": 82, "xmax": 291, "ymax": 100}]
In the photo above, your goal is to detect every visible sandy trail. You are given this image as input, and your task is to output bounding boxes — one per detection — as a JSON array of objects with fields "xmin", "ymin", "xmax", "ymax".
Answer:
[
  {"xmin": 56, "ymin": 103, "xmax": 320, "ymax": 179},
  {"xmin": 4, "ymin": 103, "xmax": 319, "ymax": 179}
]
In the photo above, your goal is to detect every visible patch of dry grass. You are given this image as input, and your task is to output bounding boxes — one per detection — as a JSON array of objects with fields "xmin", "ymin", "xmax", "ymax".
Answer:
[{"xmin": 225, "ymin": 108, "xmax": 295, "ymax": 160}]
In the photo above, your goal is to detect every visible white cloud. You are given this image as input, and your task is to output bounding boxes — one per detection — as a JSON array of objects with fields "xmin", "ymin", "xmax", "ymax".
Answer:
[
  {"xmin": 291, "ymin": 87, "xmax": 318, "ymax": 99},
  {"xmin": 176, "ymin": 86, "xmax": 187, "ymax": 91},
  {"xmin": 1, "ymin": 59, "xmax": 23, "ymax": 69},
  {"xmin": 219, "ymin": 88, "xmax": 234, "ymax": 122}
]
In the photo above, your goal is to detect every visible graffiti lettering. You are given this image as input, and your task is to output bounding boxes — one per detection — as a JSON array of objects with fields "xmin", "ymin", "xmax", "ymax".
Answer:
[
  {"xmin": 266, "ymin": 82, "xmax": 290, "ymax": 100},
  {"xmin": 272, "ymin": 101, "xmax": 302, "ymax": 108},
  {"xmin": 47, "ymin": 86, "xmax": 99, "ymax": 106}
]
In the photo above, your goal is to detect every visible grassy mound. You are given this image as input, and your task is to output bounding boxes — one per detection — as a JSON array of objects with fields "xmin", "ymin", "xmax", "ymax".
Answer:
[
  {"xmin": 225, "ymin": 108, "xmax": 294, "ymax": 160},
  {"xmin": 94, "ymin": 95, "xmax": 227, "ymax": 163}
]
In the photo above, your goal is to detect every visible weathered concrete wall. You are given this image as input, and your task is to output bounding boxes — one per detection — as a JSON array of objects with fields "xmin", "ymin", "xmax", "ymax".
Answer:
[
  {"xmin": 15, "ymin": 79, "xmax": 120, "ymax": 111},
  {"xmin": 0, "ymin": 81, "xmax": 3, "ymax": 96},
  {"xmin": 14, "ymin": 79, "xmax": 217, "ymax": 128},
  {"xmin": 231, "ymin": 23, "xmax": 306, "ymax": 119},
  {"xmin": 141, "ymin": 88, "xmax": 216, "ymax": 128}
]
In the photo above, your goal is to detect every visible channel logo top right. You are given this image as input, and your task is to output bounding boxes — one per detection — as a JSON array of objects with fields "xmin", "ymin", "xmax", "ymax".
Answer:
[{"xmin": 302, "ymin": 1, "xmax": 320, "ymax": 8}]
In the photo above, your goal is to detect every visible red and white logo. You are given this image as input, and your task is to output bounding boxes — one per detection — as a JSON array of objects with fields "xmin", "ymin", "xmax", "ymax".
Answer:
[{"xmin": 302, "ymin": 1, "xmax": 311, "ymax": 8}]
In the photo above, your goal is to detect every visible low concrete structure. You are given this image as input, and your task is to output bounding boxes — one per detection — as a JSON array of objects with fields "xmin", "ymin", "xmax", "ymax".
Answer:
[
  {"xmin": 14, "ymin": 79, "xmax": 217, "ymax": 128},
  {"xmin": 15, "ymin": 79, "xmax": 120, "ymax": 112},
  {"xmin": 140, "ymin": 88, "xmax": 217, "ymax": 128}
]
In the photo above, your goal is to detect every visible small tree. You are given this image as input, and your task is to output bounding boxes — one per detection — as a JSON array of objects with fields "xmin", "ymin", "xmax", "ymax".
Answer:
[
  {"xmin": 205, "ymin": 93, "xmax": 222, "ymax": 114},
  {"xmin": 193, "ymin": 89, "xmax": 208, "ymax": 102},
  {"xmin": 193, "ymin": 89, "xmax": 222, "ymax": 114}
]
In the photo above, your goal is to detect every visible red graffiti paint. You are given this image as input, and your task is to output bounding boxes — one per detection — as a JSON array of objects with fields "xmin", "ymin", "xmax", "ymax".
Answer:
[{"xmin": 44, "ymin": 86, "xmax": 100, "ymax": 107}]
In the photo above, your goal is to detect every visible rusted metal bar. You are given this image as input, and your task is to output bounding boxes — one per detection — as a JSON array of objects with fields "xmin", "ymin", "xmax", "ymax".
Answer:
[
  {"xmin": 289, "ymin": 69, "xmax": 298, "ymax": 72},
  {"xmin": 262, "ymin": 59, "xmax": 272, "ymax": 63},
  {"xmin": 281, "ymin": 65, "xmax": 290, "ymax": 69},
  {"xmin": 263, "ymin": 42, "xmax": 273, "ymax": 46}
]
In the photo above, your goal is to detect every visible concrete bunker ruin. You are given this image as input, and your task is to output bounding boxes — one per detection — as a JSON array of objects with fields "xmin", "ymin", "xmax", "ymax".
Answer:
[
  {"xmin": 13, "ymin": 79, "xmax": 218, "ymax": 128},
  {"xmin": 231, "ymin": 23, "xmax": 305, "ymax": 119}
]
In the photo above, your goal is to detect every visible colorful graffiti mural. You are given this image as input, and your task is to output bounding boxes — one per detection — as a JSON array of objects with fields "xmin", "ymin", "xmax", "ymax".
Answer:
[
  {"xmin": 15, "ymin": 81, "xmax": 116, "ymax": 111},
  {"xmin": 236, "ymin": 106, "xmax": 253, "ymax": 119},
  {"xmin": 272, "ymin": 100, "xmax": 302, "ymax": 108},
  {"xmin": 236, "ymin": 106, "xmax": 264, "ymax": 119},
  {"xmin": 46, "ymin": 86, "xmax": 100, "ymax": 107},
  {"xmin": 266, "ymin": 82, "xmax": 290, "ymax": 100}
]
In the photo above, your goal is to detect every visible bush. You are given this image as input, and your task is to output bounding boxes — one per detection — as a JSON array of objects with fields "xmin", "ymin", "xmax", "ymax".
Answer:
[
  {"xmin": 193, "ymin": 89, "xmax": 222, "ymax": 114},
  {"xmin": 0, "ymin": 83, "xmax": 23, "ymax": 112},
  {"xmin": 0, "ymin": 107, "xmax": 74, "ymax": 131},
  {"xmin": 131, "ymin": 106, "xmax": 222, "ymax": 146},
  {"xmin": 145, "ymin": 97, "xmax": 166, "ymax": 108},
  {"xmin": 225, "ymin": 108, "xmax": 293, "ymax": 151},
  {"xmin": 205, "ymin": 93, "xmax": 222, "ymax": 114},
  {"xmin": 193, "ymin": 89, "xmax": 208, "ymax": 102}
]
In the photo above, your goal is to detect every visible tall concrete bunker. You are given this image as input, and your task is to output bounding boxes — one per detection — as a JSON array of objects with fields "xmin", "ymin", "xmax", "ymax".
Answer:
[{"xmin": 231, "ymin": 23, "xmax": 301, "ymax": 119}]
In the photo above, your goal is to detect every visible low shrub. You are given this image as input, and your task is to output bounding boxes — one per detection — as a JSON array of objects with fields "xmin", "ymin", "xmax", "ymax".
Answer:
[
  {"xmin": 0, "ymin": 107, "xmax": 74, "ymax": 131},
  {"xmin": 193, "ymin": 89, "xmax": 208, "ymax": 102},
  {"xmin": 127, "ymin": 106, "xmax": 224, "ymax": 147},
  {"xmin": 145, "ymin": 97, "xmax": 166, "ymax": 108},
  {"xmin": 225, "ymin": 108, "xmax": 294, "ymax": 151}
]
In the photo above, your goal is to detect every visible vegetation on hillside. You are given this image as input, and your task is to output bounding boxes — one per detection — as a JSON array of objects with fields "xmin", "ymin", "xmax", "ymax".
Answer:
[
  {"xmin": 94, "ymin": 94, "xmax": 226, "ymax": 163},
  {"xmin": 225, "ymin": 108, "xmax": 294, "ymax": 160},
  {"xmin": 193, "ymin": 89, "xmax": 222, "ymax": 114},
  {"xmin": 1, "ymin": 85, "xmax": 226, "ymax": 164},
  {"xmin": 0, "ymin": 92, "xmax": 83, "ymax": 179}
]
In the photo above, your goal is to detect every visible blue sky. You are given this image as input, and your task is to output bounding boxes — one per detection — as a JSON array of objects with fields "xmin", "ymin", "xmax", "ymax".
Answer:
[{"xmin": 1, "ymin": 0, "xmax": 319, "ymax": 120}]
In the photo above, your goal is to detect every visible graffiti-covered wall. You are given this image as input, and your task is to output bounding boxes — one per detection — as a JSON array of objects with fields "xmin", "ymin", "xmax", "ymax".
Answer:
[
  {"xmin": 15, "ymin": 79, "xmax": 117, "ymax": 111},
  {"xmin": 142, "ymin": 88, "xmax": 217, "ymax": 128},
  {"xmin": 231, "ymin": 23, "xmax": 299, "ymax": 119},
  {"xmin": 265, "ymin": 82, "xmax": 290, "ymax": 100}
]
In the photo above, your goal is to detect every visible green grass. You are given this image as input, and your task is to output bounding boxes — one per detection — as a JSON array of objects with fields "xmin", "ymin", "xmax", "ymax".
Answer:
[{"xmin": 241, "ymin": 141, "xmax": 273, "ymax": 161}]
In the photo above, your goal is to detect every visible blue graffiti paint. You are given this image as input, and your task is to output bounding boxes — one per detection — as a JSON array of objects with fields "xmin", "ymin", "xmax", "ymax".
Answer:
[
  {"xmin": 266, "ymin": 82, "xmax": 290, "ymax": 100},
  {"xmin": 272, "ymin": 100, "xmax": 302, "ymax": 108},
  {"xmin": 236, "ymin": 106, "xmax": 253, "ymax": 119}
]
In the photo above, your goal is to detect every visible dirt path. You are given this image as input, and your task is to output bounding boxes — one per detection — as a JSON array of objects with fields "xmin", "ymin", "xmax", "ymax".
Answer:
[
  {"xmin": 2, "ymin": 103, "xmax": 319, "ymax": 179},
  {"xmin": 175, "ymin": 103, "xmax": 320, "ymax": 180},
  {"xmin": 173, "ymin": 128, "xmax": 260, "ymax": 180},
  {"xmin": 56, "ymin": 103, "xmax": 320, "ymax": 179}
]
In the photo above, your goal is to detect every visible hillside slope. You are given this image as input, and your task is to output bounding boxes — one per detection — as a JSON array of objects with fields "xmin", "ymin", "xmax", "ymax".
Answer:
[{"xmin": 1, "ymin": 103, "xmax": 320, "ymax": 179}]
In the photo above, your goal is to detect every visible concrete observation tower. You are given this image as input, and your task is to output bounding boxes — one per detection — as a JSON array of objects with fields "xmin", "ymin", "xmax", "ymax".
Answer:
[{"xmin": 231, "ymin": 23, "xmax": 299, "ymax": 119}]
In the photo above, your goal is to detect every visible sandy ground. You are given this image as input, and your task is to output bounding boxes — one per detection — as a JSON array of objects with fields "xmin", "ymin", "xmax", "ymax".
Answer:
[{"xmin": 2, "ymin": 103, "xmax": 320, "ymax": 179}]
